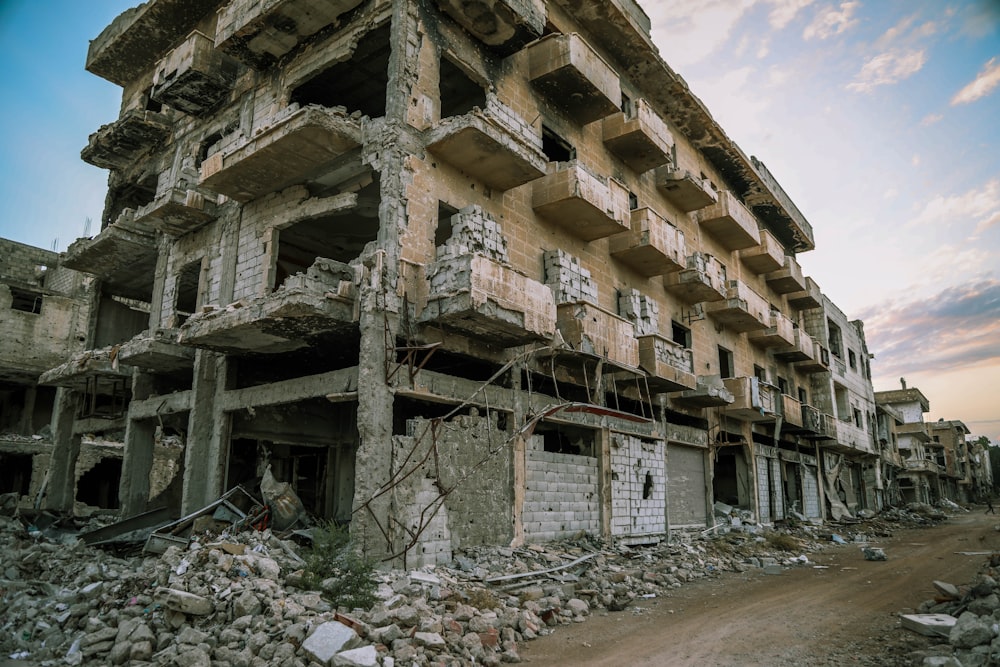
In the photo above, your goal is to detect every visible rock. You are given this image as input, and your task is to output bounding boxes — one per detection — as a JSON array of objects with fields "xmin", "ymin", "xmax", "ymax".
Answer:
[
  {"xmin": 155, "ymin": 587, "xmax": 214, "ymax": 615},
  {"xmin": 414, "ymin": 631, "xmax": 446, "ymax": 648},
  {"xmin": 950, "ymin": 611, "xmax": 994, "ymax": 649},
  {"xmin": 862, "ymin": 547, "xmax": 887, "ymax": 561},
  {"xmin": 302, "ymin": 621, "xmax": 362, "ymax": 665},
  {"xmin": 333, "ymin": 645, "xmax": 379, "ymax": 666},
  {"xmin": 968, "ymin": 593, "xmax": 1000, "ymax": 616},
  {"xmin": 934, "ymin": 581, "xmax": 961, "ymax": 600}
]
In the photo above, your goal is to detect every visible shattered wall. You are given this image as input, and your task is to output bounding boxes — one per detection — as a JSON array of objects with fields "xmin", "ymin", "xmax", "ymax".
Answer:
[{"xmin": 610, "ymin": 435, "xmax": 665, "ymax": 541}]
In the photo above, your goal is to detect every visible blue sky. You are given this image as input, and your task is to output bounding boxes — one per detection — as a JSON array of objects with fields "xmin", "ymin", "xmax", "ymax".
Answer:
[{"xmin": 0, "ymin": 1, "xmax": 997, "ymax": 442}]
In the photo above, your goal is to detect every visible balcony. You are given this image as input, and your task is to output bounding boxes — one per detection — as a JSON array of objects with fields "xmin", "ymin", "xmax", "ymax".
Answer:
[
  {"xmin": 555, "ymin": 301, "xmax": 639, "ymax": 369},
  {"xmin": 609, "ymin": 207, "xmax": 685, "ymax": 277},
  {"xmin": 39, "ymin": 346, "xmax": 132, "ymax": 391},
  {"xmin": 897, "ymin": 421, "xmax": 931, "ymax": 442},
  {"xmin": 774, "ymin": 328, "xmax": 815, "ymax": 362},
  {"xmin": 62, "ymin": 213, "xmax": 158, "ymax": 302},
  {"xmin": 781, "ymin": 393, "xmax": 803, "ymax": 427},
  {"xmin": 151, "ymin": 30, "xmax": 239, "ymax": 116},
  {"xmin": 133, "ymin": 185, "xmax": 218, "ymax": 237},
  {"xmin": 526, "ymin": 33, "xmax": 622, "ymax": 125},
  {"xmin": 723, "ymin": 376, "xmax": 780, "ymax": 421},
  {"xmin": 695, "ymin": 190, "xmax": 761, "ymax": 251},
  {"xmin": 787, "ymin": 276, "xmax": 823, "ymax": 310},
  {"xmin": 748, "ymin": 310, "xmax": 795, "ymax": 349},
  {"xmin": 85, "ymin": 0, "xmax": 227, "ymax": 86},
  {"xmin": 764, "ymin": 255, "xmax": 806, "ymax": 295},
  {"xmin": 636, "ymin": 334, "xmax": 696, "ymax": 391},
  {"xmin": 663, "ymin": 253, "xmax": 727, "ymax": 304},
  {"xmin": 200, "ymin": 105, "xmax": 362, "ymax": 202},
  {"xmin": 794, "ymin": 339, "xmax": 830, "ymax": 373},
  {"xmin": 178, "ymin": 257, "xmax": 357, "ymax": 354},
  {"xmin": 704, "ymin": 280, "xmax": 769, "ymax": 333},
  {"xmin": 532, "ymin": 161, "xmax": 630, "ymax": 241},
  {"xmin": 738, "ymin": 228, "xmax": 785, "ymax": 274},
  {"xmin": 419, "ymin": 253, "xmax": 556, "ymax": 346},
  {"xmin": 81, "ymin": 109, "xmax": 171, "ymax": 170},
  {"xmin": 215, "ymin": 0, "xmax": 365, "ymax": 69},
  {"xmin": 669, "ymin": 375, "xmax": 734, "ymax": 409},
  {"xmin": 436, "ymin": 0, "xmax": 544, "ymax": 53},
  {"xmin": 796, "ymin": 404, "xmax": 834, "ymax": 438},
  {"xmin": 904, "ymin": 458, "xmax": 941, "ymax": 474},
  {"xmin": 602, "ymin": 99, "xmax": 673, "ymax": 173},
  {"xmin": 117, "ymin": 329, "xmax": 195, "ymax": 374},
  {"xmin": 655, "ymin": 168, "xmax": 717, "ymax": 213},
  {"xmin": 824, "ymin": 419, "xmax": 875, "ymax": 456},
  {"xmin": 425, "ymin": 103, "xmax": 547, "ymax": 191}
]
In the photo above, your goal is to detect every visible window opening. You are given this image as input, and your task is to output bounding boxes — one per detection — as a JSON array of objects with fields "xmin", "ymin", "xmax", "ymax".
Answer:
[
  {"xmin": 777, "ymin": 376, "xmax": 789, "ymax": 395},
  {"xmin": 827, "ymin": 319, "xmax": 843, "ymax": 358},
  {"xmin": 848, "ymin": 349, "xmax": 857, "ymax": 370},
  {"xmin": 671, "ymin": 321, "xmax": 691, "ymax": 348},
  {"xmin": 541, "ymin": 125, "xmax": 574, "ymax": 162},
  {"xmin": 536, "ymin": 422, "xmax": 595, "ymax": 456},
  {"xmin": 439, "ymin": 56, "xmax": 486, "ymax": 118},
  {"xmin": 0, "ymin": 453, "xmax": 32, "ymax": 495},
  {"xmin": 9, "ymin": 287, "xmax": 42, "ymax": 314},
  {"xmin": 76, "ymin": 458, "xmax": 122, "ymax": 509},
  {"xmin": 718, "ymin": 346, "xmax": 734, "ymax": 379},
  {"xmin": 435, "ymin": 201, "xmax": 459, "ymax": 249},
  {"xmin": 798, "ymin": 387, "xmax": 808, "ymax": 404},
  {"xmin": 621, "ymin": 92, "xmax": 633, "ymax": 117},
  {"xmin": 174, "ymin": 259, "xmax": 203, "ymax": 326},
  {"xmin": 628, "ymin": 191, "xmax": 638, "ymax": 210},
  {"xmin": 753, "ymin": 364, "xmax": 766, "ymax": 383}
]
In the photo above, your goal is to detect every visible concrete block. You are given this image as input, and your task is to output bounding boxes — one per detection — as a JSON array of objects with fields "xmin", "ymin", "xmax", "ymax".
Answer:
[{"xmin": 302, "ymin": 621, "xmax": 362, "ymax": 665}]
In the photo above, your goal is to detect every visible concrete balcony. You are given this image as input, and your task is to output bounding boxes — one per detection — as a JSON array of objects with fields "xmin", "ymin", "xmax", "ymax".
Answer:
[
  {"xmin": 526, "ymin": 33, "xmax": 622, "ymax": 125},
  {"xmin": 738, "ymin": 228, "xmax": 785, "ymax": 274},
  {"xmin": 133, "ymin": 186, "xmax": 218, "ymax": 237},
  {"xmin": 609, "ymin": 207, "xmax": 685, "ymax": 277},
  {"xmin": 785, "ymin": 403, "xmax": 835, "ymax": 438},
  {"xmin": 905, "ymin": 458, "xmax": 941, "ymax": 474},
  {"xmin": 669, "ymin": 375, "xmax": 734, "ymax": 409},
  {"xmin": 781, "ymin": 393, "xmax": 803, "ymax": 427},
  {"xmin": 897, "ymin": 421, "xmax": 931, "ymax": 442},
  {"xmin": 419, "ymin": 253, "xmax": 556, "ymax": 346},
  {"xmin": 704, "ymin": 280, "xmax": 769, "ymax": 333},
  {"xmin": 85, "ymin": 0, "xmax": 227, "ymax": 86},
  {"xmin": 436, "ymin": 0, "xmax": 544, "ymax": 53},
  {"xmin": 787, "ymin": 276, "xmax": 823, "ymax": 311},
  {"xmin": 151, "ymin": 30, "xmax": 239, "ymax": 116},
  {"xmin": 39, "ymin": 346, "xmax": 132, "ymax": 391},
  {"xmin": 425, "ymin": 104, "xmax": 547, "ymax": 191},
  {"xmin": 723, "ymin": 376, "xmax": 780, "ymax": 422},
  {"xmin": 764, "ymin": 255, "xmax": 806, "ymax": 295},
  {"xmin": 774, "ymin": 328, "xmax": 815, "ymax": 362},
  {"xmin": 117, "ymin": 329, "xmax": 195, "ymax": 374},
  {"xmin": 555, "ymin": 301, "xmax": 638, "ymax": 369},
  {"xmin": 663, "ymin": 252, "xmax": 727, "ymax": 304},
  {"xmin": 601, "ymin": 99, "xmax": 673, "ymax": 173},
  {"xmin": 637, "ymin": 334, "xmax": 696, "ymax": 391},
  {"xmin": 695, "ymin": 190, "xmax": 761, "ymax": 251},
  {"xmin": 532, "ymin": 161, "xmax": 630, "ymax": 241},
  {"xmin": 62, "ymin": 213, "xmax": 158, "ymax": 302},
  {"xmin": 81, "ymin": 109, "xmax": 171, "ymax": 170},
  {"xmin": 655, "ymin": 168, "xmax": 717, "ymax": 213},
  {"xmin": 199, "ymin": 106, "xmax": 362, "ymax": 202},
  {"xmin": 794, "ymin": 339, "xmax": 830, "ymax": 373},
  {"xmin": 178, "ymin": 258, "xmax": 357, "ymax": 354},
  {"xmin": 215, "ymin": 0, "xmax": 364, "ymax": 69},
  {"xmin": 747, "ymin": 310, "xmax": 795, "ymax": 349},
  {"xmin": 826, "ymin": 419, "xmax": 875, "ymax": 455}
]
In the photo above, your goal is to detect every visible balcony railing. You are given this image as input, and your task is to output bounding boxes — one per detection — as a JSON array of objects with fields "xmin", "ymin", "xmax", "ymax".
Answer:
[
  {"xmin": 775, "ymin": 327, "xmax": 815, "ymax": 362},
  {"xmin": 527, "ymin": 33, "xmax": 622, "ymax": 125},
  {"xmin": 655, "ymin": 167, "xmax": 717, "ymax": 212},
  {"xmin": 781, "ymin": 393, "xmax": 803, "ymax": 427},
  {"xmin": 794, "ymin": 339, "xmax": 829, "ymax": 373},
  {"xmin": 787, "ymin": 276, "xmax": 823, "ymax": 310},
  {"xmin": 748, "ymin": 310, "xmax": 795, "ymax": 349},
  {"xmin": 663, "ymin": 252, "xmax": 727, "ymax": 304},
  {"xmin": 669, "ymin": 375, "xmax": 735, "ymax": 409},
  {"xmin": 765, "ymin": 254, "xmax": 806, "ymax": 294},
  {"xmin": 738, "ymin": 228, "xmax": 785, "ymax": 274},
  {"xmin": 533, "ymin": 161, "xmax": 630, "ymax": 241},
  {"xmin": 636, "ymin": 334, "xmax": 696, "ymax": 391},
  {"xmin": 722, "ymin": 376, "xmax": 780, "ymax": 421},
  {"xmin": 704, "ymin": 280, "xmax": 770, "ymax": 333},
  {"xmin": 602, "ymin": 99, "xmax": 674, "ymax": 173},
  {"xmin": 555, "ymin": 301, "xmax": 639, "ymax": 369},
  {"xmin": 695, "ymin": 190, "xmax": 761, "ymax": 251},
  {"xmin": 609, "ymin": 207, "xmax": 686, "ymax": 277}
]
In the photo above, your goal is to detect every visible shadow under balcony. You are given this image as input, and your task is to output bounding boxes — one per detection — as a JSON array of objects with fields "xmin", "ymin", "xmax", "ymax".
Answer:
[
  {"xmin": 419, "ymin": 253, "xmax": 556, "ymax": 347},
  {"xmin": 62, "ymin": 216, "xmax": 158, "ymax": 302},
  {"xmin": 117, "ymin": 329, "xmax": 195, "ymax": 374},
  {"xmin": 151, "ymin": 30, "xmax": 239, "ymax": 116},
  {"xmin": 134, "ymin": 186, "xmax": 218, "ymax": 237},
  {"xmin": 609, "ymin": 207, "xmax": 685, "ymax": 277},
  {"xmin": 526, "ymin": 33, "xmax": 622, "ymax": 125},
  {"xmin": 425, "ymin": 107, "xmax": 547, "ymax": 191},
  {"xmin": 663, "ymin": 253, "xmax": 727, "ymax": 304},
  {"xmin": 81, "ymin": 110, "xmax": 171, "ymax": 171},
  {"xmin": 655, "ymin": 167, "xmax": 717, "ymax": 213},
  {"xmin": 738, "ymin": 228, "xmax": 785, "ymax": 274},
  {"xmin": 747, "ymin": 310, "xmax": 795, "ymax": 349},
  {"xmin": 602, "ymin": 99, "xmax": 673, "ymax": 173},
  {"xmin": 723, "ymin": 376, "xmax": 780, "ymax": 422},
  {"xmin": 637, "ymin": 334, "xmax": 696, "ymax": 391},
  {"xmin": 696, "ymin": 190, "xmax": 761, "ymax": 251},
  {"xmin": 533, "ymin": 161, "xmax": 630, "ymax": 241},
  {"xmin": 437, "ymin": 0, "xmax": 544, "ymax": 54},
  {"xmin": 704, "ymin": 280, "xmax": 769, "ymax": 333},
  {"xmin": 199, "ymin": 106, "xmax": 362, "ymax": 202},
  {"xmin": 669, "ymin": 375, "xmax": 734, "ymax": 409}
]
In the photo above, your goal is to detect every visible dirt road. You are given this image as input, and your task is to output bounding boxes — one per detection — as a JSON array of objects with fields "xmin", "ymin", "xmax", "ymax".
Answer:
[{"xmin": 521, "ymin": 510, "xmax": 999, "ymax": 666}]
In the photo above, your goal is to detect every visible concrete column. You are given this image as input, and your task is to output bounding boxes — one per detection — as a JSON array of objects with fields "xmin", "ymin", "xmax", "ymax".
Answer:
[
  {"xmin": 18, "ymin": 386, "xmax": 37, "ymax": 434},
  {"xmin": 44, "ymin": 387, "xmax": 81, "ymax": 511},
  {"xmin": 182, "ymin": 350, "xmax": 229, "ymax": 514},
  {"xmin": 120, "ymin": 418, "xmax": 156, "ymax": 517}
]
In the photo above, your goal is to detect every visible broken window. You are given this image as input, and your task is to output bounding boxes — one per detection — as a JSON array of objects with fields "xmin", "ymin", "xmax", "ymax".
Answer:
[
  {"xmin": 798, "ymin": 387, "xmax": 808, "ymax": 404},
  {"xmin": 853, "ymin": 408, "xmax": 862, "ymax": 428},
  {"xmin": 628, "ymin": 191, "xmax": 638, "ymax": 210},
  {"xmin": 834, "ymin": 385, "xmax": 850, "ymax": 423},
  {"xmin": 435, "ymin": 201, "xmax": 460, "ymax": 249},
  {"xmin": 620, "ymin": 92, "xmax": 633, "ymax": 117},
  {"xmin": 753, "ymin": 364, "xmax": 766, "ymax": 383},
  {"xmin": 9, "ymin": 287, "xmax": 42, "ymax": 314},
  {"xmin": 541, "ymin": 125, "xmax": 574, "ymax": 162},
  {"xmin": 78, "ymin": 376, "xmax": 129, "ymax": 419},
  {"xmin": 827, "ymin": 319, "xmax": 843, "ymax": 358},
  {"xmin": 174, "ymin": 259, "xmax": 203, "ymax": 326},
  {"xmin": 536, "ymin": 422, "xmax": 595, "ymax": 457},
  {"xmin": 439, "ymin": 56, "xmax": 486, "ymax": 118},
  {"xmin": 717, "ymin": 346, "xmax": 734, "ymax": 379},
  {"xmin": 848, "ymin": 349, "xmax": 857, "ymax": 370},
  {"xmin": 289, "ymin": 25, "xmax": 390, "ymax": 118},
  {"xmin": 671, "ymin": 321, "xmax": 691, "ymax": 348},
  {"xmin": 777, "ymin": 376, "xmax": 789, "ymax": 395}
]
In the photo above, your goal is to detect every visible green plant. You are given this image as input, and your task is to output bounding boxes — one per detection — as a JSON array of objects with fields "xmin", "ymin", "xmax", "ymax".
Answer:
[{"xmin": 302, "ymin": 522, "xmax": 377, "ymax": 610}]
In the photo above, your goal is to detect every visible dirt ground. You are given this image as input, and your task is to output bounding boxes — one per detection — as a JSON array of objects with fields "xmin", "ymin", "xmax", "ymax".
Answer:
[{"xmin": 521, "ymin": 508, "xmax": 1000, "ymax": 667}]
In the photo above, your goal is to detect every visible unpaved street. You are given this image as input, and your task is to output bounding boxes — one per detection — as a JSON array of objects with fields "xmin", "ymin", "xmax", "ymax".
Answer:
[{"xmin": 522, "ymin": 510, "xmax": 998, "ymax": 666}]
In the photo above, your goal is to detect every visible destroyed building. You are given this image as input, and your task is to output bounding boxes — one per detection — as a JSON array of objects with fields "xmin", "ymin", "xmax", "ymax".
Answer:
[{"xmin": 0, "ymin": 0, "xmax": 989, "ymax": 566}]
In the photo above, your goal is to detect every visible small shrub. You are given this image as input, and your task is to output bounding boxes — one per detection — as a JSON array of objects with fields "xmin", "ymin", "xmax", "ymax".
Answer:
[
  {"xmin": 302, "ymin": 522, "xmax": 377, "ymax": 610},
  {"xmin": 467, "ymin": 587, "xmax": 499, "ymax": 611},
  {"xmin": 765, "ymin": 532, "xmax": 802, "ymax": 552}
]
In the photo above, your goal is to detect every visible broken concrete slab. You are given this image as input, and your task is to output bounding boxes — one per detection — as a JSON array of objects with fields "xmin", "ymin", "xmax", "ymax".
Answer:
[
  {"xmin": 302, "ymin": 621, "xmax": 362, "ymax": 665},
  {"xmin": 900, "ymin": 613, "xmax": 958, "ymax": 637}
]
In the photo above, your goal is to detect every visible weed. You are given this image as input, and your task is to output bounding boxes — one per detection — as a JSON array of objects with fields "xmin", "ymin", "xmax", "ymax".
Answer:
[
  {"xmin": 302, "ymin": 522, "xmax": 377, "ymax": 610},
  {"xmin": 466, "ymin": 587, "xmax": 499, "ymax": 611},
  {"xmin": 765, "ymin": 532, "xmax": 802, "ymax": 552}
]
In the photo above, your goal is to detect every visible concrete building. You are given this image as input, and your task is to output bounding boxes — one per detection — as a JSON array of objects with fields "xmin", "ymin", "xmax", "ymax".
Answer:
[
  {"xmin": 928, "ymin": 419, "xmax": 972, "ymax": 503},
  {"xmin": 28, "ymin": 0, "xmax": 942, "ymax": 564},
  {"xmin": 875, "ymin": 382, "xmax": 937, "ymax": 504}
]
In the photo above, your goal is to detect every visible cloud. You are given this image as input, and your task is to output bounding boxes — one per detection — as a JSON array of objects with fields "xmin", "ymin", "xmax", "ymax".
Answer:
[
  {"xmin": 910, "ymin": 179, "xmax": 1000, "ymax": 233},
  {"xmin": 951, "ymin": 57, "xmax": 1000, "ymax": 106},
  {"xmin": 768, "ymin": 0, "xmax": 815, "ymax": 29},
  {"xmin": 860, "ymin": 279, "xmax": 1000, "ymax": 376},
  {"xmin": 803, "ymin": 1, "xmax": 860, "ymax": 40},
  {"xmin": 920, "ymin": 113, "xmax": 943, "ymax": 126},
  {"xmin": 647, "ymin": 0, "xmax": 756, "ymax": 69},
  {"xmin": 846, "ymin": 49, "xmax": 927, "ymax": 92}
]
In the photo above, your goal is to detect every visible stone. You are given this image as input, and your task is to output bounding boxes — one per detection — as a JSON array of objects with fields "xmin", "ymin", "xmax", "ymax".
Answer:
[
  {"xmin": 155, "ymin": 587, "xmax": 214, "ymax": 615},
  {"xmin": 333, "ymin": 645, "xmax": 379, "ymax": 666},
  {"xmin": 414, "ymin": 631, "xmax": 446, "ymax": 649},
  {"xmin": 950, "ymin": 611, "xmax": 994, "ymax": 649},
  {"xmin": 934, "ymin": 581, "xmax": 961, "ymax": 600},
  {"xmin": 302, "ymin": 621, "xmax": 362, "ymax": 665},
  {"xmin": 968, "ymin": 593, "xmax": 1000, "ymax": 616},
  {"xmin": 901, "ymin": 613, "xmax": 958, "ymax": 637},
  {"xmin": 862, "ymin": 547, "xmax": 887, "ymax": 561}
]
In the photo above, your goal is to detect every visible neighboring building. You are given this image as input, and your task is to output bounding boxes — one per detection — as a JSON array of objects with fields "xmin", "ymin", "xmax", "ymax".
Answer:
[
  {"xmin": 875, "ymin": 382, "xmax": 937, "ymax": 504},
  {"xmin": 928, "ymin": 419, "xmax": 972, "ymax": 503}
]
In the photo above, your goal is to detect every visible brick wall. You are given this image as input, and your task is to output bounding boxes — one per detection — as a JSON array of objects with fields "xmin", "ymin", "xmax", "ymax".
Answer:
[
  {"xmin": 609, "ymin": 434, "xmax": 665, "ymax": 540},
  {"xmin": 523, "ymin": 435, "xmax": 600, "ymax": 542}
]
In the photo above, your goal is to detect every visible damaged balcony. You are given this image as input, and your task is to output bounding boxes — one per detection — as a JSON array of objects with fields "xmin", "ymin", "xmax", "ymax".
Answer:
[
  {"xmin": 419, "ymin": 253, "xmax": 556, "ymax": 346},
  {"xmin": 555, "ymin": 301, "xmax": 639, "ymax": 370},
  {"xmin": 117, "ymin": 329, "xmax": 195, "ymax": 374},
  {"xmin": 532, "ymin": 161, "xmax": 630, "ymax": 241},
  {"xmin": 784, "ymin": 402, "xmax": 834, "ymax": 438},
  {"xmin": 151, "ymin": 30, "xmax": 239, "ymax": 116},
  {"xmin": 81, "ymin": 109, "xmax": 171, "ymax": 171},
  {"xmin": 695, "ymin": 190, "xmax": 761, "ymax": 252},
  {"xmin": 738, "ymin": 228, "xmax": 785, "ymax": 274},
  {"xmin": 896, "ymin": 421, "xmax": 932, "ymax": 443},
  {"xmin": 826, "ymin": 419, "xmax": 875, "ymax": 455},
  {"xmin": 669, "ymin": 375, "xmax": 734, "ymax": 409},
  {"xmin": 747, "ymin": 310, "xmax": 795, "ymax": 349},
  {"xmin": 636, "ymin": 334, "xmax": 696, "ymax": 391},
  {"xmin": 764, "ymin": 254, "xmax": 806, "ymax": 295},
  {"xmin": 178, "ymin": 258, "xmax": 357, "ymax": 354},
  {"xmin": 774, "ymin": 328, "xmax": 815, "ymax": 362},
  {"xmin": 133, "ymin": 186, "xmax": 218, "ymax": 237},
  {"xmin": 62, "ymin": 214, "xmax": 158, "ymax": 302},
  {"xmin": 602, "ymin": 99, "xmax": 673, "ymax": 173},
  {"xmin": 781, "ymin": 393, "xmax": 804, "ymax": 428},
  {"xmin": 723, "ymin": 376, "xmax": 780, "ymax": 422},
  {"xmin": 609, "ymin": 207, "xmax": 685, "ymax": 277},
  {"xmin": 704, "ymin": 280, "xmax": 769, "ymax": 333},
  {"xmin": 787, "ymin": 276, "xmax": 823, "ymax": 311},
  {"xmin": 436, "ymin": 0, "xmax": 544, "ymax": 53},
  {"xmin": 663, "ymin": 252, "xmax": 727, "ymax": 304},
  {"xmin": 794, "ymin": 339, "xmax": 830, "ymax": 374},
  {"xmin": 215, "ymin": 0, "xmax": 365, "ymax": 69},
  {"xmin": 199, "ymin": 106, "xmax": 362, "ymax": 202},
  {"xmin": 655, "ymin": 167, "xmax": 717, "ymax": 213},
  {"xmin": 526, "ymin": 33, "xmax": 622, "ymax": 125},
  {"xmin": 39, "ymin": 346, "xmax": 132, "ymax": 393},
  {"xmin": 425, "ymin": 104, "xmax": 547, "ymax": 191}
]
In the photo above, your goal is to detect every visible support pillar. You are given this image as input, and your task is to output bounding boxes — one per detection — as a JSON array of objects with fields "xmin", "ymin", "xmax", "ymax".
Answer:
[
  {"xmin": 44, "ymin": 387, "xmax": 81, "ymax": 511},
  {"xmin": 120, "ymin": 370, "xmax": 157, "ymax": 516},
  {"xmin": 182, "ymin": 351, "xmax": 228, "ymax": 514}
]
